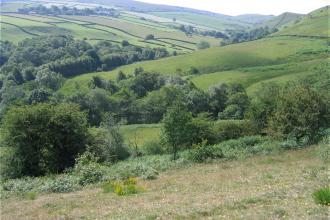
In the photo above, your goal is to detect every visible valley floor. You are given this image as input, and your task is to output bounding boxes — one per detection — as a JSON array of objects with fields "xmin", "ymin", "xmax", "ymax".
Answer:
[{"xmin": 1, "ymin": 147, "xmax": 328, "ymax": 220}]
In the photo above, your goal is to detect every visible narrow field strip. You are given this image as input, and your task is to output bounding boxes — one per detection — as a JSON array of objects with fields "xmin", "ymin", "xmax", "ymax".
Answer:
[{"xmin": 0, "ymin": 21, "xmax": 40, "ymax": 36}]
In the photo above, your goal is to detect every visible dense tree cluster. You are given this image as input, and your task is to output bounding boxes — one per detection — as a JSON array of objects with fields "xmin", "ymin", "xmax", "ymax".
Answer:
[
  {"xmin": 177, "ymin": 25, "xmax": 228, "ymax": 39},
  {"xmin": 18, "ymin": 5, "xmax": 120, "ymax": 17},
  {"xmin": 0, "ymin": 36, "xmax": 171, "ymax": 117},
  {"xmin": 221, "ymin": 26, "xmax": 278, "ymax": 45},
  {"xmin": 1, "ymin": 104, "xmax": 88, "ymax": 177},
  {"xmin": 66, "ymin": 69, "xmax": 250, "ymax": 126}
]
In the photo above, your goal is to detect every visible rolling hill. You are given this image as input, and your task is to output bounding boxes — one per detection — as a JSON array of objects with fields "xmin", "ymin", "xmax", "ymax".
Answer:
[
  {"xmin": 59, "ymin": 5, "xmax": 329, "ymax": 96},
  {"xmin": 260, "ymin": 12, "xmax": 303, "ymax": 30},
  {"xmin": 273, "ymin": 5, "xmax": 330, "ymax": 37}
]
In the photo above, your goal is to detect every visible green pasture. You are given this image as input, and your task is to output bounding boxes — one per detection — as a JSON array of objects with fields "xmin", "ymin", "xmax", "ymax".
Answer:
[
  {"xmin": 0, "ymin": 15, "xmax": 51, "ymax": 27},
  {"xmin": 0, "ymin": 22, "xmax": 31, "ymax": 43},
  {"xmin": 59, "ymin": 36, "xmax": 328, "ymax": 95},
  {"xmin": 119, "ymin": 124, "xmax": 161, "ymax": 147},
  {"xmin": 149, "ymin": 11, "xmax": 249, "ymax": 31},
  {"xmin": 59, "ymin": 15, "xmax": 220, "ymax": 45},
  {"xmin": 274, "ymin": 6, "xmax": 330, "ymax": 37},
  {"xmin": 191, "ymin": 58, "xmax": 327, "ymax": 94}
]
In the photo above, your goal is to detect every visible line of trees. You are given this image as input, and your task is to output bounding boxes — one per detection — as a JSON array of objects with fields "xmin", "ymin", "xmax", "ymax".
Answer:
[
  {"xmin": 221, "ymin": 26, "xmax": 278, "ymax": 45},
  {"xmin": 18, "ymin": 5, "xmax": 120, "ymax": 17}
]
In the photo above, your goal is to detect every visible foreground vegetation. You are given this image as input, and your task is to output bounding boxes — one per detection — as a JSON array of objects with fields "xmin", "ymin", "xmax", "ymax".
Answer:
[
  {"xmin": 1, "ymin": 146, "xmax": 329, "ymax": 219},
  {"xmin": 0, "ymin": 2, "xmax": 329, "ymax": 219}
]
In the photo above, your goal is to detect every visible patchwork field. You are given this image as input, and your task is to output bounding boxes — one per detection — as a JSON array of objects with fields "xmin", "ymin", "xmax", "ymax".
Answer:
[
  {"xmin": 1, "ymin": 147, "xmax": 328, "ymax": 219},
  {"xmin": 0, "ymin": 12, "xmax": 220, "ymax": 51},
  {"xmin": 149, "ymin": 11, "xmax": 250, "ymax": 31}
]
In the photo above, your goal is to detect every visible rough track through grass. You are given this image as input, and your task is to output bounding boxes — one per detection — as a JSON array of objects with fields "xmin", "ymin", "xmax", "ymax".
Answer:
[{"xmin": 1, "ymin": 147, "xmax": 328, "ymax": 219}]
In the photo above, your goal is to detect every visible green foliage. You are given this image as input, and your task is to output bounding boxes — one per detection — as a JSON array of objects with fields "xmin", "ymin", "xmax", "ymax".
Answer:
[
  {"xmin": 197, "ymin": 41, "xmax": 210, "ymax": 50},
  {"xmin": 215, "ymin": 136, "xmax": 274, "ymax": 159},
  {"xmin": 87, "ymin": 123, "xmax": 130, "ymax": 163},
  {"xmin": 73, "ymin": 153, "xmax": 105, "ymax": 186},
  {"xmin": 102, "ymin": 177, "xmax": 143, "ymax": 196},
  {"xmin": 140, "ymin": 140, "xmax": 166, "ymax": 155},
  {"xmin": 42, "ymin": 175, "xmax": 80, "ymax": 193},
  {"xmin": 187, "ymin": 140, "xmax": 218, "ymax": 162},
  {"xmin": 23, "ymin": 192, "xmax": 37, "ymax": 200},
  {"xmin": 317, "ymin": 134, "xmax": 330, "ymax": 163},
  {"xmin": 313, "ymin": 186, "xmax": 330, "ymax": 206},
  {"xmin": 162, "ymin": 102, "xmax": 193, "ymax": 159},
  {"xmin": 145, "ymin": 34, "xmax": 155, "ymax": 40},
  {"xmin": 1, "ymin": 103, "xmax": 88, "ymax": 178},
  {"xmin": 214, "ymin": 120, "xmax": 254, "ymax": 142},
  {"xmin": 247, "ymin": 76, "xmax": 329, "ymax": 143},
  {"xmin": 267, "ymin": 84, "xmax": 329, "ymax": 144}
]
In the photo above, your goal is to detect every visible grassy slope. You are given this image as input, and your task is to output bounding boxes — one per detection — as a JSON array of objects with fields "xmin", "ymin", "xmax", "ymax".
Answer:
[
  {"xmin": 191, "ymin": 58, "xmax": 328, "ymax": 94},
  {"xmin": 1, "ymin": 147, "xmax": 328, "ymax": 219},
  {"xmin": 60, "ymin": 36, "xmax": 328, "ymax": 95},
  {"xmin": 149, "ymin": 11, "xmax": 249, "ymax": 31},
  {"xmin": 260, "ymin": 12, "xmax": 303, "ymax": 30},
  {"xmin": 273, "ymin": 6, "xmax": 330, "ymax": 37}
]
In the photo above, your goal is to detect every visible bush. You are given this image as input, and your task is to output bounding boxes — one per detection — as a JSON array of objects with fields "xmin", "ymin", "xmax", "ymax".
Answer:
[
  {"xmin": 140, "ymin": 140, "xmax": 166, "ymax": 155},
  {"xmin": 313, "ymin": 186, "xmax": 330, "ymax": 206},
  {"xmin": 268, "ymin": 85, "xmax": 329, "ymax": 143},
  {"xmin": 187, "ymin": 141, "xmax": 221, "ymax": 162},
  {"xmin": 318, "ymin": 135, "xmax": 330, "ymax": 163},
  {"xmin": 1, "ymin": 103, "xmax": 88, "ymax": 178},
  {"xmin": 102, "ymin": 177, "xmax": 143, "ymax": 196},
  {"xmin": 87, "ymin": 125, "xmax": 130, "ymax": 163},
  {"xmin": 197, "ymin": 41, "xmax": 210, "ymax": 49},
  {"xmin": 214, "ymin": 120, "xmax": 254, "ymax": 142},
  {"xmin": 41, "ymin": 175, "xmax": 80, "ymax": 193},
  {"xmin": 73, "ymin": 154, "xmax": 105, "ymax": 186},
  {"xmin": 216, "ymin": 136, "xmax": 270, "ymax": 159}
]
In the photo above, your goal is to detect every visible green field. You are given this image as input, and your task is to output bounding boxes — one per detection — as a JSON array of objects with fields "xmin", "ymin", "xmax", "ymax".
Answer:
[
  {"xmin": 149, "ymin": 11, "xmax": 250, "ymax": 31},
  {"xmin": 274, "ymin": 6, "xmax": 330, "ymax": 37},
  {"xmin": 59, "ymin": 36, "xmax": 328, "ymax": 95},
  {"xmin": 0, "ymin": 12, "xmax": 220, "ymax": 52},
  {"xmin": 191, "ymin": 58, "xmax": 328, "ymax": 94},
  {"xmin": 120, "ymin": 124, "xmax": 161, "ymax": 147}
]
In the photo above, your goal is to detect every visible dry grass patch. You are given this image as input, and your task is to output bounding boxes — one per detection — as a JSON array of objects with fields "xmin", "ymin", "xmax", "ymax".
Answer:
[{"xmin": 1, "ymin": 147, "xmax": 328, "ymax": 219}]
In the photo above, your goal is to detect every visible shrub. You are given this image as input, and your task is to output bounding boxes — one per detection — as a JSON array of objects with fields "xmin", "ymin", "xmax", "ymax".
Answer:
[
  {"xmin": 41, "ymin": 175, "xmax": 79, "ymax": 193},
  {"xmin": 214, "ymin": 120, "xmax": 254, "ymax": 142},
  {"xmin": 1, "ymin": 103, "xmax": 88, "ymax": 178},
  {"xmin": 268, "ymin": 85, "xmax": 329, "ymax": 143},
  {"xmin": 313, "ymin": 186, "xmax": 330, "ymax": 206},
  {"xmin": 145, "ymin": 34, "xmax": 155, "ymax": 40},
  {"xmin": 216, "ymin": 136, "xmax": 269, "ymax": 159},
  {"xmin": 73, "ymin": 153, "xmax": 104, "ymax": 186},
  {"xmin": 102, "ymin": 177, "xmax": 143, "ymax": 196},
  {"xmin": 23, "ymin": 192, "xmax": 37, "ymax": 200},
  {"xmin": 197, "ymin": 41, "xmax": 210, "ymax": 49},
  {"xmin": 318, "ymin": 135, "xmax": 330, "ymax": 163},
  {"xmin": 187, "ymin": 140, "xmax": 220, "ymax": 162},
  {"xmin": 140, "ymin": 140, "xmax": 166, "ymax": 155},
  {"xmin": 87, "ymin": 125, "xmax": 130, "ymax": 163}
]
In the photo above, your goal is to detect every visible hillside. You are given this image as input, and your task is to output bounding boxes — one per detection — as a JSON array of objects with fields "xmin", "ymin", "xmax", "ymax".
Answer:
[
  {"xmin": 273, "ymin": 6, "xmax": 330, "ymax": 37},
  {"xmin": 60, "ymin": 36, "xmax": 328, "ymax": 95},
  {"xmin": 260, "ymin": 12, "xmax": 303, "ymax": 30},
  {"xmin": 58, "ymin": 5, "xmax": 329, "ymax": 95},
  {"xmin": 1, "ymin": 147, "xmax": 328, "ymax": 219}
]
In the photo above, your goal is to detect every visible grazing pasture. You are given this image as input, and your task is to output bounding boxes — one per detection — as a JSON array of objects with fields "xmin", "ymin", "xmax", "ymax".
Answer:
[
  {"xmin": 1, "ymin": 147, "xmax": 328, "ymax": 219},
  {"xmin": 59, "ymin": 36, "xmax": 328, "ymax": 95}
]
